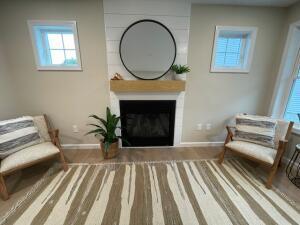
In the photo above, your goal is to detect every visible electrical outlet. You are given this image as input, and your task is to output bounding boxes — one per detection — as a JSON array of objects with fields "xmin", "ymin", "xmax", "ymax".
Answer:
[
  {"xmin": 196, "ymin": 123, "xmax": 202, "ymax": 130},
  {"xmin": 206, "ymin": 123, "xmax": 212, "ymax": 130},
  {"xmin": 72, "ymin": 125, "xmax": 79, "ymax": 133}
]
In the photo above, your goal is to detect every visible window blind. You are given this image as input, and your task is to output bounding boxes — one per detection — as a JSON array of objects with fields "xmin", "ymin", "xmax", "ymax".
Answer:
[
  {"xmin": 215, "ymin": 37, "xmax": 243, "ymax": 67},
  {"xmin": 284, "ymin": 64, "xmax": 300, "ymax": 123}
]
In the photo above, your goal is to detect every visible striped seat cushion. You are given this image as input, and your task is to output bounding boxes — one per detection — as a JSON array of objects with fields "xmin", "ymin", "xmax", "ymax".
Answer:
[
  {"xmin": 0, "ymin": 116, "xmax": 42, "ymax": 159},
  {"xmin": 233, "ymin": 114, "xmax": 277, "ymax": 148}
]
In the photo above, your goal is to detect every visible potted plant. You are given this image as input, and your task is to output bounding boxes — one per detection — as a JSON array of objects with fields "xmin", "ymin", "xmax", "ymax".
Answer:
[
  {"xmin": 86, "ymin": 107, "xmax": 126, "ymax": 159},
  {"xmin": 170, "ymin": 64, "xmax": 190, "ymax": 80}
]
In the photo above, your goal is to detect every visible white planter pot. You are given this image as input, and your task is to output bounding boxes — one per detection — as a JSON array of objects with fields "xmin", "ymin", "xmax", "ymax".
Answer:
[{"xmin": 173, "ymin": 73, "xmax": 186, "ymax": 80}]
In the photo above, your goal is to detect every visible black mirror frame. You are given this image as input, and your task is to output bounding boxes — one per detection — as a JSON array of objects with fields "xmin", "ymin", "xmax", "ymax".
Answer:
[{"xmin": 119, "ymin": 19, "xmax": 177, "ymax": 80}]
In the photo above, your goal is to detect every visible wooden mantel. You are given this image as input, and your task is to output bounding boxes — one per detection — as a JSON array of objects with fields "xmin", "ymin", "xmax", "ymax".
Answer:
[{"xmin": 110, "ymin": 80, "xmax": 186, "ymax": 92}]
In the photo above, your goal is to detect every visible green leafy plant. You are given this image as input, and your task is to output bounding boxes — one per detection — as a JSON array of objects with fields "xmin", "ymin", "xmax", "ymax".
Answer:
[
  {"xmin": 170, "ymin": 64, "xmax": 190, "ymax": 74},
  {"xmin": 86, "ymin": 107, "xmax": 126, "ymax": 152}
]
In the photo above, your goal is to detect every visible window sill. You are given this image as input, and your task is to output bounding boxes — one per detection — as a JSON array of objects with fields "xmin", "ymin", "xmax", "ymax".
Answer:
[
  {"xmin": 210, "ymin": 67, "xmax": 250, "ymax": 73},
  {"xmin": 37, "ymin": 66, "xmax": 82, "ymax": 71}
]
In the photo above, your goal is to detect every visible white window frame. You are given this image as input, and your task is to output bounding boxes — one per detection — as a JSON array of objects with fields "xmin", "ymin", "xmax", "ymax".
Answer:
[
  {"xmin": 210, "ymin": 26, "xmax": 258, "ymax": 73},
  {"xmin": 269, "ymin": 20, "xmax": 300, "ymax": 134},
  {"xmin": 283, "ymin": 49, "xmax": 300, "ymax": 122},
  {"xmin": 28, "ymin": 20, "xmax": 82, "ymax": 71}
]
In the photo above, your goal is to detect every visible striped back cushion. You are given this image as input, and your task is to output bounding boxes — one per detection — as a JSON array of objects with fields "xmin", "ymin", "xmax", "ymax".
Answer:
[
  {"xmin": 0, "ymin": 116, "xmax": 42, "ymax": 159},
  {"xmin": 233, "ymin": 114, "xmax": 277, "ymax": 148}
]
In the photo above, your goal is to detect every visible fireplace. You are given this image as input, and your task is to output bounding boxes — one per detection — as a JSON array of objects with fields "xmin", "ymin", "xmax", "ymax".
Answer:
[{"xmin": 120, "ymin": 100, "xmax": 176, "ymax": 147}]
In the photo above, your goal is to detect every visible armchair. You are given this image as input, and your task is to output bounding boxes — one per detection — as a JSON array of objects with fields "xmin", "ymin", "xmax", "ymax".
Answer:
[
  {"xmin": 219, "ymin": 119, "xmax": 293, "ymax": 189},
  {"xmin": 0, "ymin": 115, "xmax": 68, "ymax": 200}
]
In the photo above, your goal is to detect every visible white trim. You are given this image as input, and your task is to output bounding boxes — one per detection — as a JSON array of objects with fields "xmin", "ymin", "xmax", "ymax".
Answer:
[
  {"xmin": 36, "ymin": 67, "xmax": 82, "ymax": 71},
  {"xmin": 269, "ymin": 20, "xmax": 300, "ymax": 118},
  {"xmin": 178, "ymin": 141, "xmax": 224, "ymax": 147},
  {"xmin": 61, "ymin": 142, "xmax": 224, "ymax": 149},
  {"xmin": 210, "ymin": 26, "xmax": 257, "ymax": 73},
  {"xmin": 110, "ymin": 92, "xmax": 185, "ymax": 146},
  {"xmin": 28, "ymin": 20, "xmax": 82, "ymax": 71},
  {"xmin": 62, "ymin": 144, "xmax": 100, "ymax": 150},
  {"xmin": 210, "ymin": 68, "xmax": 250, "ymax": 74},
  {"xmin": 121, "ymin": 146, "xmax": 178, "ymax": 149}
]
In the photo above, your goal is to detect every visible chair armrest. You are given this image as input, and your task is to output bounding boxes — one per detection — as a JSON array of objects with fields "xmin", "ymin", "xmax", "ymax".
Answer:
[
  {"xmin": 277, "ymin": 139, "xmax": 288, "ymax": 151},
  {"xmin": 227, "ymin": 126, "xmax": 236, "ymax": 129},
  {"xmin": 227, "ymin": 126, "xmax": 235, "ymax": 137},
  {"xmin": 278, "ymin": 139, "xmax": 288, "ymax": 144}
]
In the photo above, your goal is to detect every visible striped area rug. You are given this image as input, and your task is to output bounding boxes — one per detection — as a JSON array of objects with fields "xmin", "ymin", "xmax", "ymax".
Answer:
[{"xmin": 1, "ymin": 159, "xmax": 299, "ymax": 225}]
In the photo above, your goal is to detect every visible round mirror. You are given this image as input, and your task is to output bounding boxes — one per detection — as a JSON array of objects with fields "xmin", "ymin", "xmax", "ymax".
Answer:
[{"xmin": 120, "ymin": 20, "xmax": 176, "ymax": 80}]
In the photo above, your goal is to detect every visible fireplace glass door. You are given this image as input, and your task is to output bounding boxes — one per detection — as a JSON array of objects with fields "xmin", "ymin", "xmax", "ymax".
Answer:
[{"xmin": 120, "ymin": 100, "xmax": 176, "ymax": 146}]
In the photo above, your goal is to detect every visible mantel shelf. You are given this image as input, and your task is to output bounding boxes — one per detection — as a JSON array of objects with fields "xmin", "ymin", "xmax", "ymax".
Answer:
[{"xmin": 110, "ymin": 80, "xmax": 186, "ymax": 92}]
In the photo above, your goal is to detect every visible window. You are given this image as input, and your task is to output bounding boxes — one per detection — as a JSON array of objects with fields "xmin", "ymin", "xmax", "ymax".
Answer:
[
  {"xmin": 284, "ymin": 49, "xmax": 300, "ymax": 123},
  {"xmin": 28, "ymin": 21, "xmax": 82, "ymax": 70},
  {"xmin": 211, "ymin": 26, "xmax": 257, "ymax": 73}
]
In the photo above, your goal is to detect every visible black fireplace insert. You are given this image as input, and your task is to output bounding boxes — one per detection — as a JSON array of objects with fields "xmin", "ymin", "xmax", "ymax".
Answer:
[{"xmin": 120, "ymin": 100, "xmax": 176, "ymax": 147}]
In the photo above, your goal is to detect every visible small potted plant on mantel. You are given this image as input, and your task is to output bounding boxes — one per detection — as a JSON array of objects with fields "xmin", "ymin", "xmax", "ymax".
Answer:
[
  {"xmin": 171, "ymin": 64, "xmax": 191, "ymax": 80},
  {"xmin": 86, "ymin": 107, "xmax": 127, "ymax": 159}
]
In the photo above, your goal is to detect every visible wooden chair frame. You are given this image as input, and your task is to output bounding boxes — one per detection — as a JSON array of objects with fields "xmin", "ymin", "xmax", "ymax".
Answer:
[
  {"xmin": 218, "ymin": 122, "xmax": 294, "ymax": 189},
  {"xmin": 0, "ymin": 115, "xmax": 68, "ymax": 200}
]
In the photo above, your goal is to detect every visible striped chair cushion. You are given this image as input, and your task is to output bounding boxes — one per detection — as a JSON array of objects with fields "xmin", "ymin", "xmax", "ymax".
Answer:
[
  {"xmin": 233, "ymin": 114, "xmax": 277, "ymax": 148},
  {"xmin": 0, "ymin": 116, "xmax": 42, "ymax": 159}
]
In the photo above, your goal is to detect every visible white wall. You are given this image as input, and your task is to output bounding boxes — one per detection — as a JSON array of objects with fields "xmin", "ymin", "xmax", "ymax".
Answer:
[
  {"xmin": 0, "ymin": 0, "xmax": 110, "ymax": 145},
  {"xmin": 286, "ymin": 1, "xmax": 300, "ymax": 24},
  {"xmin": 182, "ymin": 5, "xmax": 287, "ymax": 142},
  {"xmin": 0, "ymin": 39, "xmax": 19, "ymax": 120}
]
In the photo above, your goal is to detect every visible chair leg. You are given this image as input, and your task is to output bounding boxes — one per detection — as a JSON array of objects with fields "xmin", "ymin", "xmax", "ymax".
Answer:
[
  {"xmin": 278, "ymin": 156, "xmax": 283, "ymax": 167},
  {"xmin": 59, "ymin": 152, "xmax": 68, "ymax": 172},
  {"xmin": 266, "ymin": 165, "xmax": 278, "ymax": 189},
  {"xmin": 218, "ymin": 147, "xmax": 227, "ymax": 164},
  {"xmin": 0, "ymin": 174, "xmax": 9, "ymax": 201}
]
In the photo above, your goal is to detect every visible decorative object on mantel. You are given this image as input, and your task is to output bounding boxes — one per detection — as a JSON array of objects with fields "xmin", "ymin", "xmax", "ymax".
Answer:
[
  {"xmin": 111, "ymin": 73, "xmax": 124, "ymax": 80},
  {"xmin": 119, "ymin": 19, "xmax": 176, "ymax": 80},
  {"xmin": 86, "ymin": 107, "xmax": 127, "ymax": 159},
  {"xmin": 171, "ymin": 64, "xmax": 190, "ymax": 80}
]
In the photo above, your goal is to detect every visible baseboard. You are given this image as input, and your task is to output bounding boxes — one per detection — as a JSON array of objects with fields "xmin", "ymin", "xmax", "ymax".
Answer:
[
  {"xmin": 62, "ymin": 142, "xmax": 224, "ymax": 149},
  {"xmin": 178, "ymin": 142, "xmax": 224, "ymax": 147},
  {"xmin": 62, "ymin": 144, "xmax": 100, "ymax": 150}
]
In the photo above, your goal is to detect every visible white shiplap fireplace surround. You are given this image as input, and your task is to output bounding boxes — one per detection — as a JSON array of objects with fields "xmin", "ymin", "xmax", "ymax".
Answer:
[{"xmin": 103, "ymin": 0, "xmax": 191, "ymax": 146}]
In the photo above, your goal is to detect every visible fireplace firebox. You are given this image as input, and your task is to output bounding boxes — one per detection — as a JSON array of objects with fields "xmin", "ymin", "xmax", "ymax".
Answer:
[{"xmin": 120, "ymin": 100, "xmax": 176, "ymax": 147}]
